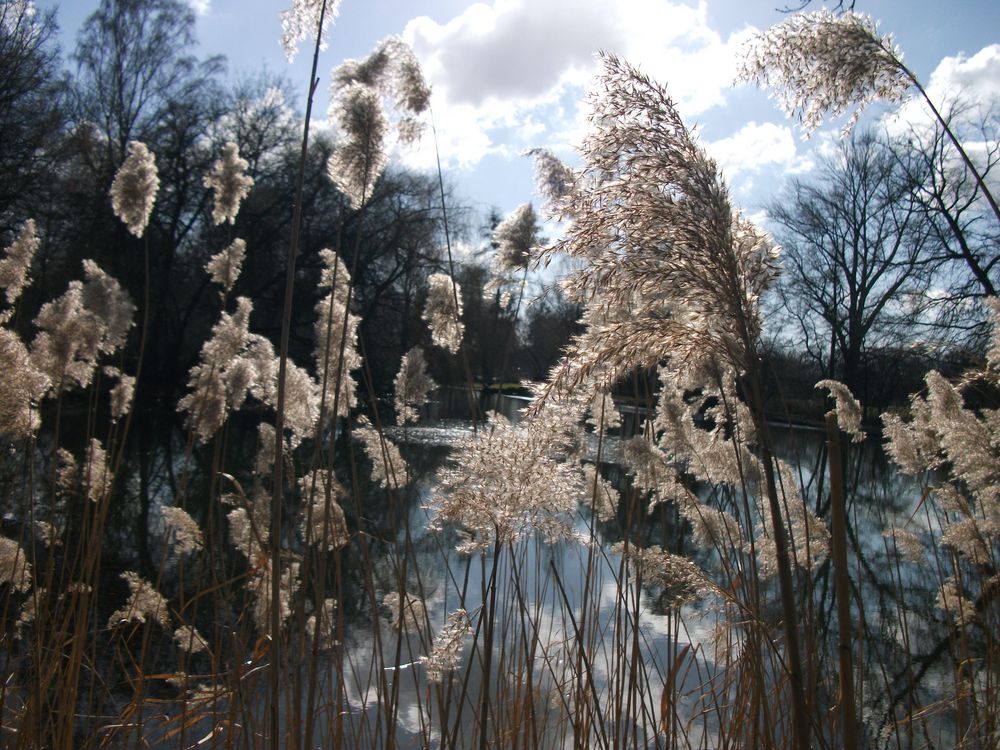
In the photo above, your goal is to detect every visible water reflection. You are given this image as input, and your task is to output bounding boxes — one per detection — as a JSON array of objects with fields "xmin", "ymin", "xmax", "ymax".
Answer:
[{"xmin": 7, "ymin": 390, "xmax": 966, "ymax": 747}]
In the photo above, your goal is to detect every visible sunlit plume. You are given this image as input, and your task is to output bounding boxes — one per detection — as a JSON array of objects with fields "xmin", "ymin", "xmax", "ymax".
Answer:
[
  {"xmin": 737, "ymin": 11, "xmax": 910, "ymax": 136},
  {"xmin": 539, "ymin": 55, "xmax": 780, "ymax": 401},
  {"xmin": 525, "ymin": 148, "xmax": 577, "ymax": 218},
  {"xmin": 173, "ymin": 625, "xmax": 209, "ymax": 655},
  {"xmin": 314, "ymin": 249, "xmax": 360, "ymax": 421},
  {"xmin": 306, "ymin": 597, "xmax": 339, "ymax": 651},
  {"xmin": 492, "ymin": 202, "xmax": 538, "ymax": 274},
  {"xmin": 0, "ymin": 219, "xmax": 39, "ymax": 319},
  {"xmin": 204, "ymin": 142, "xmax": 254, "ymax": 225},
  {"xmin": 0, "ymin": 329, "xmax": 48, "ymax": 437},
  {"xmin": 582, "ymin": 464, "xmax": 619, "ymax": 524},
  {"xmin": 84, "ymin": 437, "xmax": 112, "ymax": 504},
  {"xmin": 423, "ymin": 273, "xmax": 464, "ymax": 354},
  {"xmin": 29, "ymin": 261, "xmax": 135, "ymax": 394},
  {"xmin": 0, "ymin": 536, "xmax": 32, "ymax": 593},
  {"xmin": 279, "ymin": 0, "xmax": 341, "ymax": 62},
  {"xmin": 327, "ymin": 36, "xmax": 430, "ymax": 206},
  {"xmin": 420, "ymin": 608, "xmax": 471, "ymax": 683},
  {"xmin": 393, "ymin": 346, "xmax": 436, "ymax": 425},
  {"xmin": 298, "ymin": 470, "xmax": 349, "ymax": 550},
  {"xmin": 178, "ymin": 297, "xmax": 255, "ymax": 441},
  {"xmin": 206, "ymin": 239, "xmax": 247, "ymax": 297},
  {"xmin": 333, "ymin": 35, "xmax": 431, "ymax": 119},
  {"xmin": 815, "ymin": 379, "xmax": 865, "ymax": 441},
  {"xmin": 109, "ymin": 372, "xmax": 135, "ymax": 422},
  {"xmin": 883, "ymin": 527, "xmax": 925, "ymax": 562},
  {"xmin": 249, "ymin": 559, "xmax": 299, "ymax": 634},
  {"xmin": 162, "ymin": 506, "xmax": 204, "ymax": 557},
  {"xmin": 384, "ymin": 590, "xmax": 425, "ymax": 633},
  {"xmin": 354, "ymin": 416, "xmax": 409, "ymax": 489},
  {"xmin": 327, "ymin": 83, "xmax": 388, "ymax": 210},
  {"xmin": 108, "ymin": 572, "xmax": 170, "ymax": 629},
  {"xmin": 430, "ymin": 411, "xmax": 584, "ymax": 555},
  {"xmin": 936, "ymin": 576, "xmax": 977, "ymax": 628},
  {"xmin": 110, "ymin": 141, "xmax": 159, "ymax": 238},
  {"xmin": 612, "ymin": 542, "xmax": 707, "ymax": 608}
]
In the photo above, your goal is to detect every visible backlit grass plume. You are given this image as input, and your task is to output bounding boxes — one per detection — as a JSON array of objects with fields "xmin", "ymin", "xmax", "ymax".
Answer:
[
  {"xmin": 738, "ymin": 11, "xmax": 909, "ymax": 136},
  {"xmin": 0, "ymin": 218, "xmax": 39, "ymax": 318},
  {"xmin": 327, "ymin": 36, "xmax": 430, "ymax": 207},
  {"xmin": 423, "ymin": 272, "xmax": 464, "ymax": 353},
  {"xmin": 280, "ymin": 0, "xmax": 341, "ymax": 61},
  {"xmin": 110, "ymin": 141, "xmax": 159, "ymax": 238},
  {"xmin": 542, "ymin": 53, "xmax": 780, "ymax": 396},
  {"xmin": 393, "ymin": 346, "xmax": 435, "ymax": 424},
  {"xmin": 492, "ymin": 202, "xmax": 537, "ymax": 273},
  {"xmin": 204, "ymin": 142, "xmax": 254, "ymax": 225}
]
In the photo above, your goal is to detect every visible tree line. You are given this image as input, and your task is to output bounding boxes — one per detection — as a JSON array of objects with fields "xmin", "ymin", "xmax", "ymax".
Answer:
[
  {"xmin": 0, "ymin": 0, "xmax": 577, "ymax": 416},
  {"xmin": 3, "ymin": 0, "xmax": 997, "ymax": 421},
  {"xmin": 766, "ymin": 116, "xmax": 998, "ymax": 416}
]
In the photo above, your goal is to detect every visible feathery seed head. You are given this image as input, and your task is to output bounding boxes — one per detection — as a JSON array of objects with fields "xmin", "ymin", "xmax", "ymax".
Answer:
[
  {"xmin": 431, "ymin": 411, "xmax": 584, "ymax": 554},
  {"xmin": 162, "ymin": 506, "xmax": 204, "ymax": 557},
  {"xmin": 0, "ymin": 328, "xmax": 48, "ymax": 437},
  {"xmin": 0, "ymin": 219, "xmax": 39, "ymax": 313},
  {"xmin": 384, "ymin": 590, "xmax": 425, "ymax": 633},
  {"xmin": 334, "ymin": 36, "xmax": 431, "ymax": 116},
  {"xmin": 882, "ymin": 527, "xmax": 924, "ymax": 562},
  {"xmin": 815, "ymin": 379, "xmax": 864, "ymax": 441},
  {"xmin": 737, "ymin": 11, "xmax": 910, "ymax": 136},
  {"xmin": 355, "ymin": 416, "xmax": 409, "ymax": 488},
  {"xmin": 420, "ymin": 609, "xmax": 471, "ymax": 683},
  {"xmin": 173, "ymin": 625, "xmax": 209, "ymax": 655},
  {"xmin": 423, "ymin": 273, "xmax": 464, "ymax": 353},
  {"xmin": 538, "ymin": 54, "xmax": 779, "ymax": 401},
  {"xmin": 206, "ymin": 239, "xmax": 247, "ymax": 295},
  {"xmin": 394, "ymin": 346, "xmax": 436, "ymax": 424},
  {"xmin": 299, "ymin": 470, "xmax": 349, "ymax": 550},
  {"xmin": 612, "ymin": 542, "xmax": 706, "ymax": 608},
  {"xmin": 204, "ymin": 143, "xmax": 254, "ymax": 225},
  {"xmin": 108, "ymin": 571, "xmax": 170, "ymax": 629},
  {"xmin": 84, "ymin": 438, "xmax": 112, "ymax": 503},
  {"xmin": 327, "ymin": 83, "xmax": 388, "ymax": 209},
  {"xmin": 109, "ymin": 373, "xmax": 135, "ymax": 422},
  {"xmin": 81, "ymin": 260, "xmax": 135, "ymax": 354},
  {"xmin": 0, "ymin": 536, "xmax": 32, "ymax": 593},
  {"xmin": 110, "ymin": 141, "xmax": 159, "ymax": 238},
  {"xmin": 492, "ymin": 203, "xmax": 539, "ymax": 273},
  {"xmin": 525, "ymin": 148, "xmax": 577, "ymax": 214},
  {"xmin": 280, "ymin": 0, "xmax": 341, "ymax": 61}
]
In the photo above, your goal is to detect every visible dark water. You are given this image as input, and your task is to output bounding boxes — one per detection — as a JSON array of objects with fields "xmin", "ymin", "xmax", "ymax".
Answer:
[{"xmin": 1, "ymin": 391, "xmax": 967, "ymax": 747}]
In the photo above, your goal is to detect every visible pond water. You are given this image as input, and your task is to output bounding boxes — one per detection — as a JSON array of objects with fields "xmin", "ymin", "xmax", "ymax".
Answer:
[{"xmin": 2, "ymin": 390, "xmax": 969, "ymax": 748}]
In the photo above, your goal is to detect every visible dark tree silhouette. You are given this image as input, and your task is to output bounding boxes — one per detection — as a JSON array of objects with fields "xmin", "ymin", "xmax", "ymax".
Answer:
[
  {"xmin": 0, "ymin": 2, "xmax": 66, "ymax": 231},
  {"xmin": 769, "ymin": 131, "xmax": 936, "ymax": 407}
]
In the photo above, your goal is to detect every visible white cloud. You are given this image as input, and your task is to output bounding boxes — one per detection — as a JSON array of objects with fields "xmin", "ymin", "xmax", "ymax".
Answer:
[
  {"xmin": 885, "ymin": 44, "xmax": 1000, "ymax": 137},
  {"xmin": 926, "ymin": 44, "xmax": 1000, "ymax": 109},
  {"xmin": 705, "ymin": 121, "xmax": 797, "ymax": 179},
  {"xmin": 401, "ymin": 0, "xmax": 753, "ymax": 171},
  {"xmin": 187, "ymin": 0, "xmax": 210, "ymax": 15}
]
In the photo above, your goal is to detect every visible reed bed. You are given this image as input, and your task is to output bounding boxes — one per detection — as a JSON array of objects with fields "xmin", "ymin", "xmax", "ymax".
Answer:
[{"xmin": 1, "ymin": 5, "xmax": 998, "ymax": 749}]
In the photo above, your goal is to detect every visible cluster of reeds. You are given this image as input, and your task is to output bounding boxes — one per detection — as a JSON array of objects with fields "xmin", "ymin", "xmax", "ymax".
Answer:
[{"xmin": 0, "ymin": 5, "xmax": 998, "ymax": 749}]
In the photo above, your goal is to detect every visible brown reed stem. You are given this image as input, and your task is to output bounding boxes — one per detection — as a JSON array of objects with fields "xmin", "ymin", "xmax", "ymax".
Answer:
[
  {"xmin": 269, "ymin": 3, "xmax": 330, "ymax": 747},
  {"xmin": 825, "ymin": 412, "xmax": 860, "ymax": 750}
]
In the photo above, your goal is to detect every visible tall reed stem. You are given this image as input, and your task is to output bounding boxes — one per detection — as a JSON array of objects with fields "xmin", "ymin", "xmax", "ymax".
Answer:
[
  {"xmin": 269, "ymin": 3, "xmax": 329, "ymax": 747},
  {"xmin": 825, "ymin": 412, "xmax": 859, "ymax": 750}
]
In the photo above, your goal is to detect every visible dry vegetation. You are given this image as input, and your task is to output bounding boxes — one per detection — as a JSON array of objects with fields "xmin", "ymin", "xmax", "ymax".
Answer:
[{"xmin": 0, "ymin": 4, "xmax": 998, "ymax": 749}]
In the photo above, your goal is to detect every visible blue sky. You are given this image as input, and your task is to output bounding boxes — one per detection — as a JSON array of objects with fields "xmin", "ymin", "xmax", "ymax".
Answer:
[{"xmin": 37, "ymin": 0, "xmax": 1000, "ymax": 237}]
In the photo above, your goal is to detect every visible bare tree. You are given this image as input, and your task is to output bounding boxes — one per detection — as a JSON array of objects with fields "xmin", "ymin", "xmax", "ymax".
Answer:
[
  {"xmin": 0, "ymin": 1, "xmax": 65, "ymax": 229},
  {"xmin": 72, "ymin": 0, "xmax": 224, "ymax": 161},
  {"xmin": 895, "ymin": 105, "xmax": 1000, "ymax": 338},
  {"xmin": 769, "ymin": 130, "xmax": 936, "ymax": 405}
]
